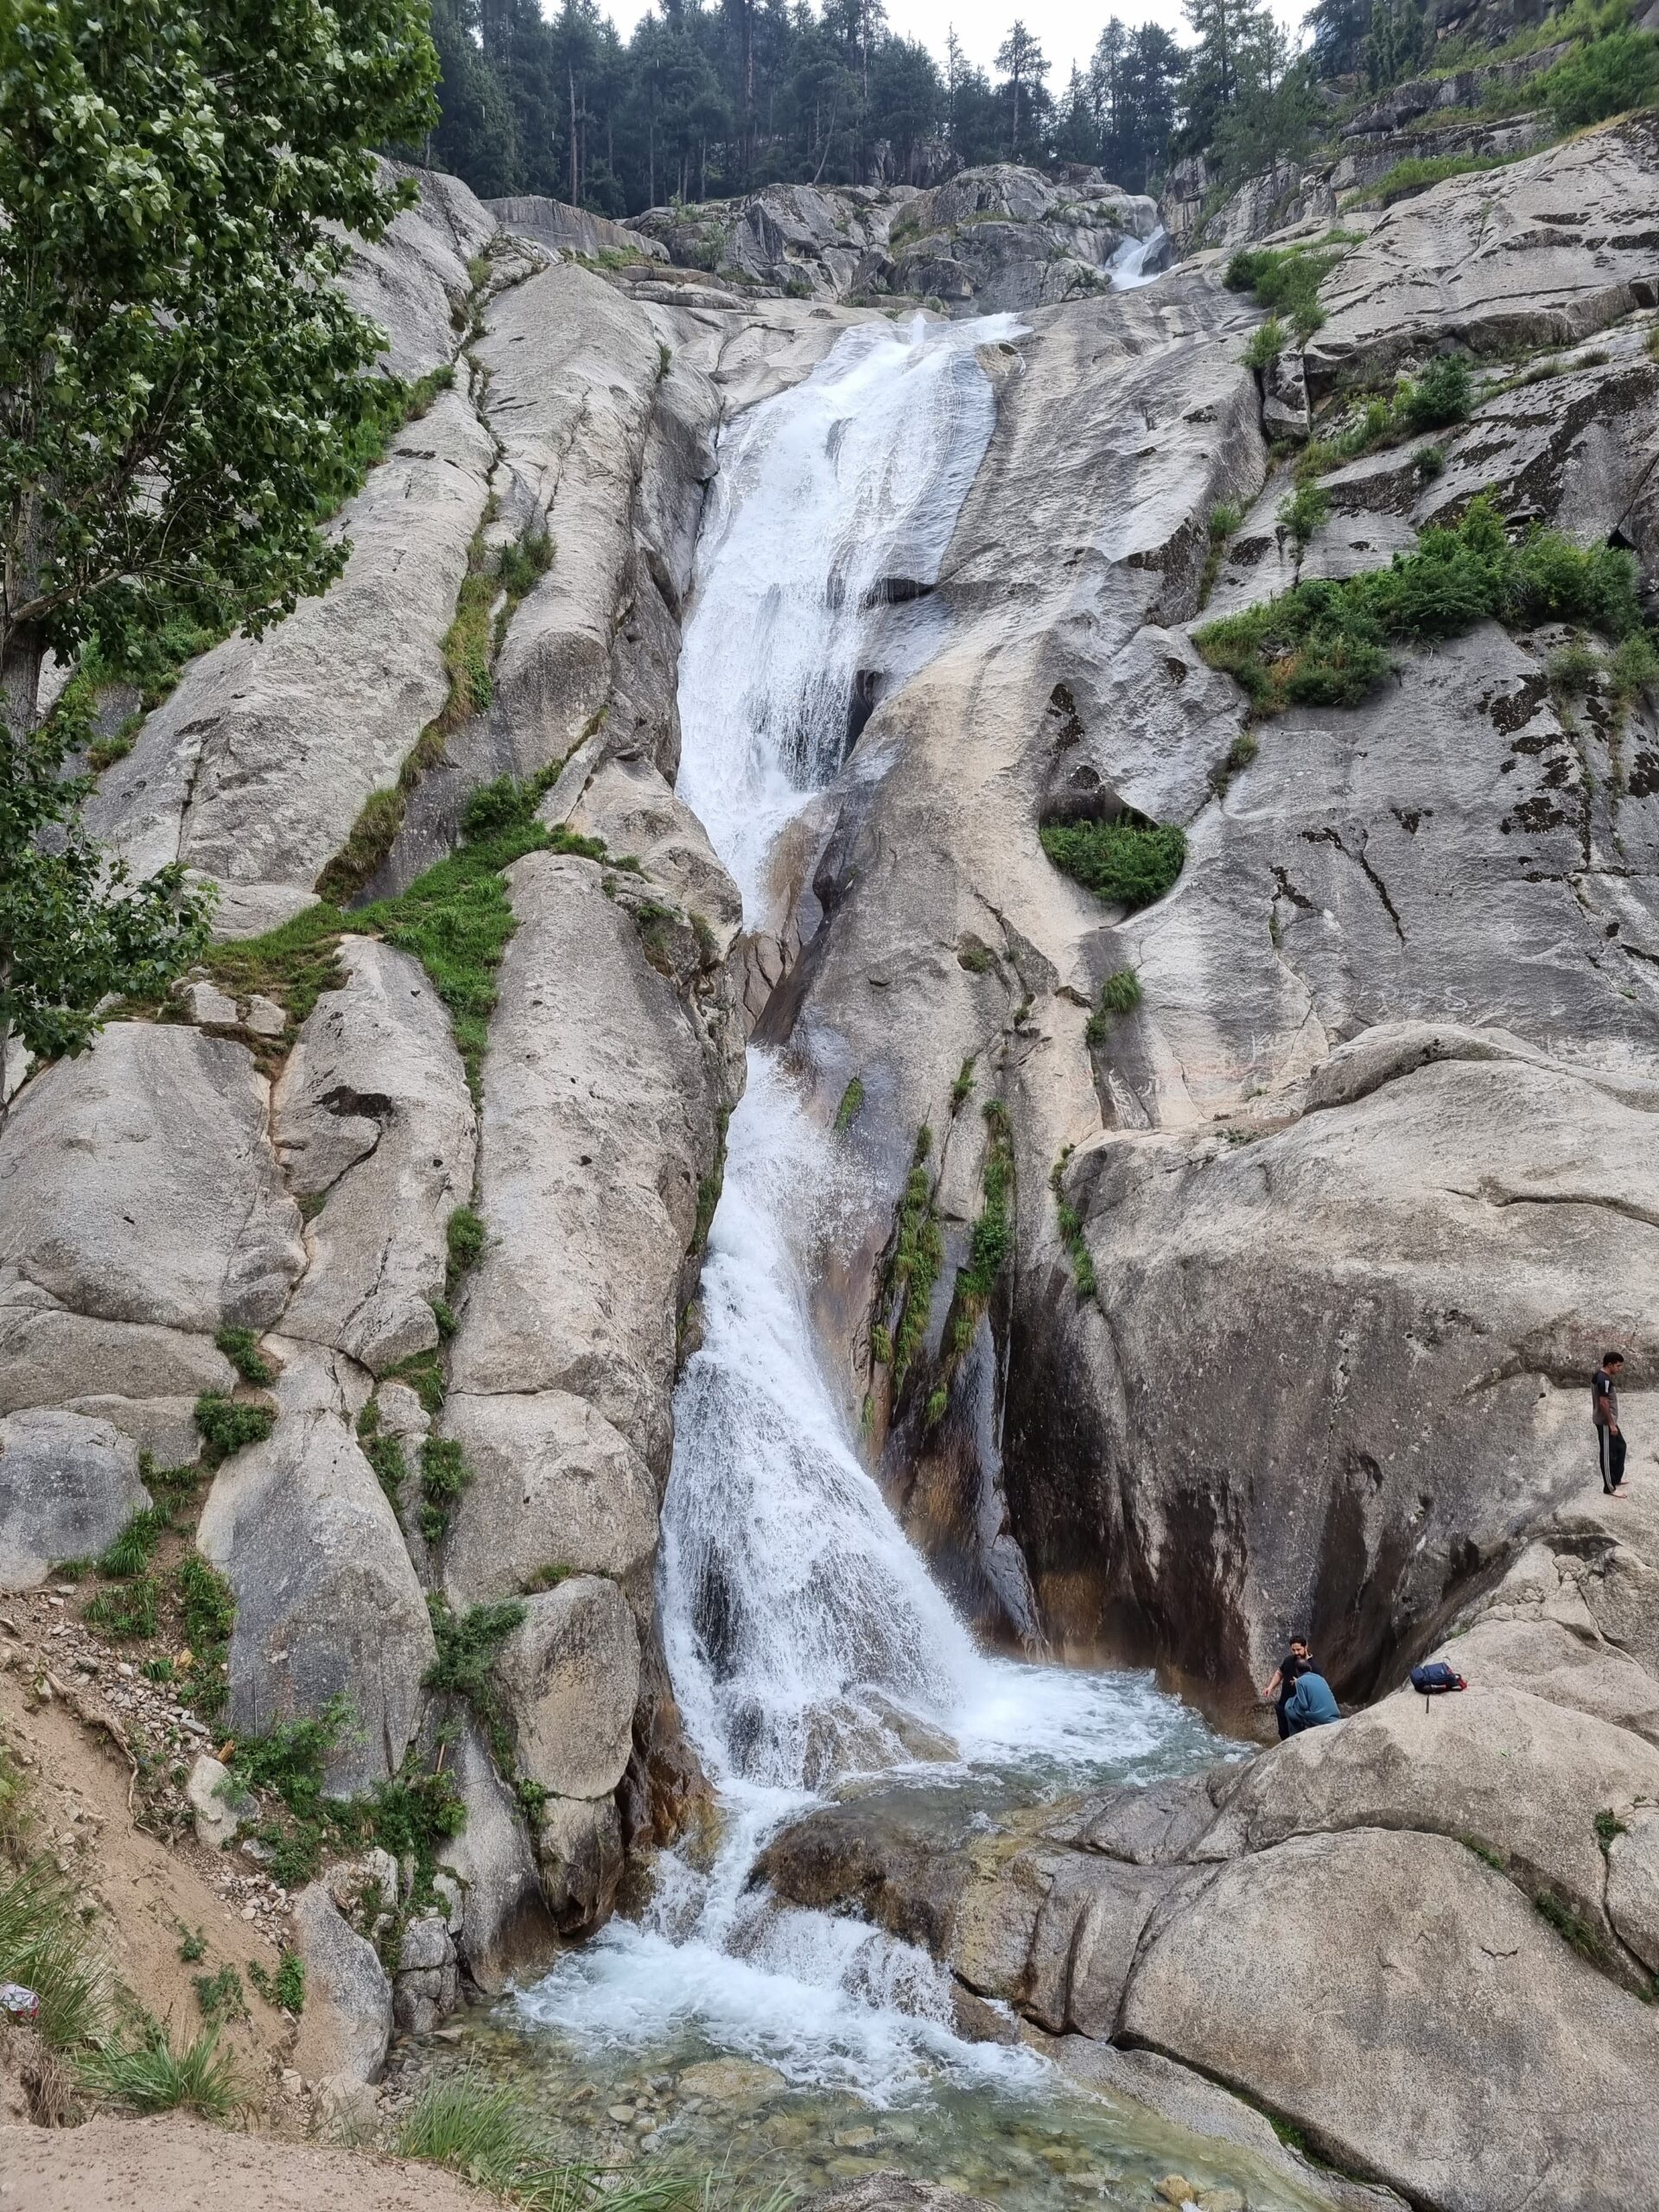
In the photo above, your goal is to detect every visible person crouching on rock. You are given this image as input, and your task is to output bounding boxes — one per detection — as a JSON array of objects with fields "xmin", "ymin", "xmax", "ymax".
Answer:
[
  {"xmin": 1594, "ymin": 1350, "xmax": 1628, "ymax": 1497},
  {"xmin": 1282, "ymin": 1666, "xmax": 1341, "ymax": 1734},
  {"xmin": 1262, "ymin": 1636, "xmax": 1311, "ymax": 1740}
]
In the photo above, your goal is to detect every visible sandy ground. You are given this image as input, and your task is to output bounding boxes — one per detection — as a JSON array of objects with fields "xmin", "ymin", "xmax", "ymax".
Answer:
[
  {"xmin": 0, "ymin": 1649, "xmax": 294, "ymax": 2097},
  {"xmin": 0, "ymin": 2115, "xmax": 491, "ymax": 2210}
]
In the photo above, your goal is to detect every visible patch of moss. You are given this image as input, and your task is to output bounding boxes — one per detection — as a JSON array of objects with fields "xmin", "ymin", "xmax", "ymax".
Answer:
[
  {"xmin": 874, "ymin": 1127, "xmax": 944, "ymax": 1393},
  {"xmin": 835, "ymin": 1077, "xmax": 866, "ymax": 1132}
]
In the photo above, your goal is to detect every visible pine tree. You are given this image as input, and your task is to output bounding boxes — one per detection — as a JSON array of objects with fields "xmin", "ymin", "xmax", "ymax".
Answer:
[{"xmin": 995, "ymin": 19, "xmax": 1049, "ymax": 160}]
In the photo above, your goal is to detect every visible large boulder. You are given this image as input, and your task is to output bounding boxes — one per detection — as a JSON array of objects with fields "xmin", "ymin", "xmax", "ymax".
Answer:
[
  {"xmin": 0, "ymin": 1024, "xmax": 303, "ymax": 1332},
  {"xmin": 493, "ymin": 1576, "xmax": 640, "ymax": 1801},
  {"xmin": 439, "ymin": 1389, "xmax": 660, "ymax": 1610},
  {"xmin": 291, "ymin": 1882, "xmax": 393, "ymax": 2090},
  {"xmin": 0, "ymin": 1410, "xmax": 151, "ymax": 1590},
  {"xmin": 1422, "ymin": 1616, "xmax": 1659, "ymax": 1748},
  {"xmin": 275, "ymin": 938, "xmax": 477, "ymax": 1373},
  {"xmin": 194, "ymin": 1348, "xmax": 435, "ymax": 1794},
  {"xmin": 757, "ymin": 1789, "xmax": 1189, "ymax": 2040},
  {"xmin": 434, "ymin": 1716, "xmax": 557, "ymax": 1993},
  {"xmin": 535, "ymin": 1792, "xmax": 624, "ymax": 1936},
  {"xmin": 1022, "ymin": 1042, "xmax": 1659, "ymax": 1704},
  {"xmin": 1202, "ymin": 1685, "xmax": 1659, "ymax": 1955},
  {"xmin": 1121, "ymin": 1827, "xmax": 1659, "ymax": 2211}
]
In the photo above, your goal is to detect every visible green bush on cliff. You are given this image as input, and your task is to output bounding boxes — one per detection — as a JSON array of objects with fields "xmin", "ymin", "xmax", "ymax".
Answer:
[
  {"xmin": 1197, "ymin": 496, "xmax": 1649, "ymax": 716},
  {"xmin": 1537, "ymin": 27, "xmax": 1659, "ymax": 127},
  {"xmin": 1224, "ymin": 234, "xmax": 1359, "ymax": 343},
  {"xmin": 1039, "ymin": 816, "xmax": 1187, "ymax": 909}
]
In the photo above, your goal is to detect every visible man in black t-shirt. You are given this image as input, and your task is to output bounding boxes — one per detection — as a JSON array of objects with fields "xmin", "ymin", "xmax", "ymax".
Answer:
[
  {"xmin": 1594, "ymin": 1351, "xmax": 1627, "ymax": 1497},
  {"xmin": 1262, "ymin": 1636, "xmax": 1311, "ymax": 1740}
]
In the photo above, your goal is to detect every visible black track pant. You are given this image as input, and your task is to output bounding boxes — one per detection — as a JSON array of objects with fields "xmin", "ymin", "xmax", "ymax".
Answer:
[{"xmin": 1599, "ymin": 1426, "xmax": 1628, "ymax": 1493}]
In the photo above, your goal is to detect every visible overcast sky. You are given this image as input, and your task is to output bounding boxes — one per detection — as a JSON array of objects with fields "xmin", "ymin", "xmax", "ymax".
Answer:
[{"xmin": 596, "ymin": 0, "xmax": 1313, "ymax": 96}]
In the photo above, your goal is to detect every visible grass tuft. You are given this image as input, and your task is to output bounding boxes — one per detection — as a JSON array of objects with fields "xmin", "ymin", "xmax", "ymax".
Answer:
[
  {"xmin": 194, "ymin": 1392, "xmax": 275, "ymax": 1466},
  {"xmin": 0, "ymin": 1859, "xmax": 109, "ymax": 2050},
  {"xmin": 96, "ymin": 1505, "xmax": 170, "ymax": 1580},
  {"xmin": 424, "ymin": 1598, "xmax": 526, "ymax": 1772},
  {"xmin": 86, "ymin": 2021, "xmax": 246, "ymax": 2118},
  {"xmin": 247, "ymin": 1950, "xmax": 306, "ymax": 2013},
  {"xmin": 213, "ymin": 1325, "xmax": 274, "ymax": 1387},
  {"xmin": 175, "ymin": 1554, "xmax": 236, "ymax": 1724},
  {"xmin": 418, "ymin": 1437, "xmax": 474, "ymax": 1545}
]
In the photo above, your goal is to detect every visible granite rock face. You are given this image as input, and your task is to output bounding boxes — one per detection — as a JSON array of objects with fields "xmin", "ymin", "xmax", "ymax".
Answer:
[
  {"xmin": 276, "ymin": 938, "xmax": 477, "ymax": 1375},
  {"xmin": 626, "ymin": 165, "xmax": 1166, "ymax": 315},
  {"xmin": 1306, "ymin": 114, "xmax": 1659, "ymax": 388},
  {"xmin": 0, "ymin": 1411, "xmax": 151, "ymax": 1591},
  {"xmin": 292, "ymin": 1882, "xmax": 394, "ymax": 2093},
  {"xmin": 195, "ymin": 1348, "xmax": 435, "ymax": 1795},
  {"xmin": 88, "ymin": 383, "xmax": 494, "ymax": 933},
  {"xmin": 1122, "ymin": 1828, "xmax": 1659, "ymax": 2212}
]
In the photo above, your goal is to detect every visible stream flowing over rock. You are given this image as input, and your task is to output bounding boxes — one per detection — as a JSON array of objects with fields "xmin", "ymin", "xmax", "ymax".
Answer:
[{"xmin": 4, "ymin": 119, "xmax": 1659, "ymax": 2209}]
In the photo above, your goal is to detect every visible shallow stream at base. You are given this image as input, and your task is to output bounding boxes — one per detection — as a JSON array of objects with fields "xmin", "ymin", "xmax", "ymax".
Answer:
[{"xmin": 435, "ymin": 310, "xmax": 1313, "ymax": 2211}]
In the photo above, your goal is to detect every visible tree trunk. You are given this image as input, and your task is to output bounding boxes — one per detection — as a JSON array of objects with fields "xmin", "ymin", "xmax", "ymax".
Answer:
[
  {"xmin": 569, "ymin": 60, "xmax": 579, "ymax": 204},
  {"xmin": 742, "ymin": 0, "xmax": 754, "ymax": 185},
  {"xmin": 0, "ymin": 618, "xmax": 46, "ymax": 744}
]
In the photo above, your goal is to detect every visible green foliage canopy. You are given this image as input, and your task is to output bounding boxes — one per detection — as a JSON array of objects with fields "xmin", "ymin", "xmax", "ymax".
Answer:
[{"xmin": 0, "ymin": 0, "xmax": 438, "ymax": 1096}]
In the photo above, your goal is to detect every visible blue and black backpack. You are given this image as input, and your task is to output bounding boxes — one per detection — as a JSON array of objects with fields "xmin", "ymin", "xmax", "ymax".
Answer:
[{"xmin": 1408, "ymin": 1661, "xmax": 1467, "ymax": 1700}]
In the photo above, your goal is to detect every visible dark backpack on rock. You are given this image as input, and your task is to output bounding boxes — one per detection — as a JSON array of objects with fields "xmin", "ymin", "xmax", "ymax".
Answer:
[{"xmin": 1409, "ymin": 1662, "xmax": 1466, "ymax": 1697}]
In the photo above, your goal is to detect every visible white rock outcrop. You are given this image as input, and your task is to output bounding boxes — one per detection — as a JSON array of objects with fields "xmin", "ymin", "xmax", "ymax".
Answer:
[
  {"xmin": 0, "ymin": 1410, "xmax": 152, "ymax": 1591},
  {"xmin": 276, "ymin": 938, "xmax": 477, "ymax": 1374},
  {"xmin": 195, "ymin": 1348, "xmax": 435, "ymax": 1795}
]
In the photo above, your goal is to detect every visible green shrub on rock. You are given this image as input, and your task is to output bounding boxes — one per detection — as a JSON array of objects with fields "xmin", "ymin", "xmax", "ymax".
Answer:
[
  {"xmin": 1039, "ymin": 816, "xmax": 1187, "ymax": 908},
  {"xmin": 1197, "ymin": 496, "xmax": 1650, "ymax": 717},
  {"xmin": 194, "ymin": 1393, "xmax": 276, "ymax": 1466},
  {"xmin": 1398, "ymin": 354, "xmax": 1472, "ymax": 434},
  {"xmin": 1539, "ymin": 27, "xmax": 1659, "ymax": 127}
]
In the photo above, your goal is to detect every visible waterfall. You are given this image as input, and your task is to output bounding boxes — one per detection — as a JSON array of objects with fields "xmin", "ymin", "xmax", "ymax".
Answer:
[
  {"xmin": 676, "ymin": 314, "xmax": 1017, "ymax": 914},
  {"xmin": 515, "ymin": 312, "xmax": 1223, "ymax": 2095}
]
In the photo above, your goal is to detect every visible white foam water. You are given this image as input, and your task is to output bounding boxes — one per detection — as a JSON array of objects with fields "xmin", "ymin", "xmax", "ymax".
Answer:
[
  {"xmin": 1110, "ymin": 226, "xmax": 1168, "ymax": 290},
  {"xmin": 676, "ymin": 311, "xmax": 1019, "ymax": 912},
  {"xmin": 515, "ymin": 312, "xmax": 1219, "ymax": 2099}
]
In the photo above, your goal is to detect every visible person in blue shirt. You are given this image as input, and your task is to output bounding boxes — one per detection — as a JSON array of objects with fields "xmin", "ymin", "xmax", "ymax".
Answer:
[{"xmin": 1283, "ymin": 1669, "xmax": 1341, "ymax": 1733}]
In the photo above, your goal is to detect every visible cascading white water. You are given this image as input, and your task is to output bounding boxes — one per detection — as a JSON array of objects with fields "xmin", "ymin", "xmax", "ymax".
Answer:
[
  {"xmin": 516, "ymin": 311, "xmax": 1226, "ymax": 2098},
  {"xmin": 676, "ymin": 314, "xmax": 1017, "ymax": 913},
  {"xmin": 1110, "ymin": 226, "xmax": 1168, "ymax": 290}
]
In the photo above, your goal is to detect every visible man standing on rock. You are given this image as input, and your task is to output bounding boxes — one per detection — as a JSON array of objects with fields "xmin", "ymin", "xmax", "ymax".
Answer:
[
  {"xmin": 1595, "ymin": 1351, "xmax": 1628, "ymax": 1496},
  {"xmin": 1262, "ymin": 1636, "xmax": 1311, "ymax": 1740}
]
